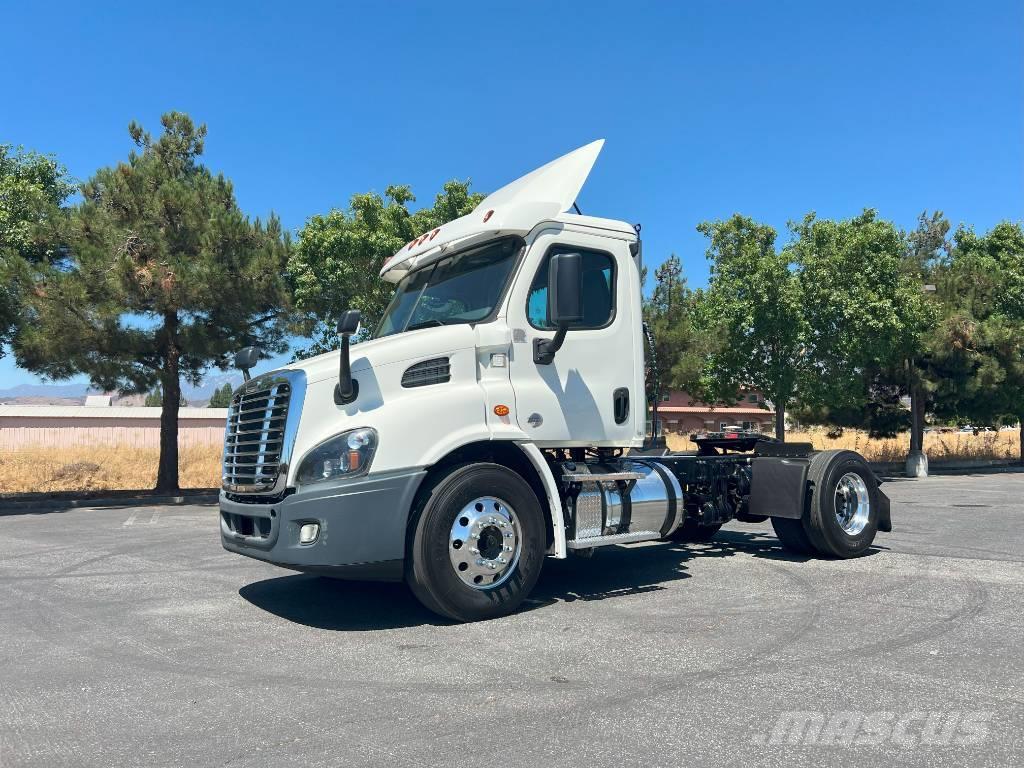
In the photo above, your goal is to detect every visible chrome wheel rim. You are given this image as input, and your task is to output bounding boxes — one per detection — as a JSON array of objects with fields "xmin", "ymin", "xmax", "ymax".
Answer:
[
  {"xmin": 449, "ymin": 497, "xmax": 522, "ymax": 590},
  {"xmin": 834, "ymin": 472, "xmax": 870, "ymax": 535}
]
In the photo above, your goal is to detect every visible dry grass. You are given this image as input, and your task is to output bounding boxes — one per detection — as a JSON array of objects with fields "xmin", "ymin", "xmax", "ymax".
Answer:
[
  {"xmin": 1, "ymin": 429, "xmax": 1020, "ymax": 494},
  {"xmin": 667, "ymin": 428, "xmax": 1021, "ymax": 463},
  {"xmin": 0, "ymin": 445, "xmax": 222, "ymax": 494}
]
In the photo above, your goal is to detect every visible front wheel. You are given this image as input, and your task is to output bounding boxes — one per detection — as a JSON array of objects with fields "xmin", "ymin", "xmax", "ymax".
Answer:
[{"xmin": 406, "ymin": 463, "xmax": 546, "ymax": 622}]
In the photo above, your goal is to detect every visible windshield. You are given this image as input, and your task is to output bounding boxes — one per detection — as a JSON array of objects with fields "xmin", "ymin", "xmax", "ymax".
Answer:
[{"xmin": 374, "ymin": 237, "xmax": 522, "ymax": 338}]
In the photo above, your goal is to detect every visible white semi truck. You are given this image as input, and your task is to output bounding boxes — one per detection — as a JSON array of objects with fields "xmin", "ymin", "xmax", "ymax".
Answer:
[{"xmin": 220, "ymin": 141, "xmax": 891, "ymax": 622}]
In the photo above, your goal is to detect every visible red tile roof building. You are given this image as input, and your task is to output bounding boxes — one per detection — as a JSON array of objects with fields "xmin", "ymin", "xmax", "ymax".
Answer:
[{"xmin": 651, "ymin": 390, "xmax": 775, "ymax": 435}]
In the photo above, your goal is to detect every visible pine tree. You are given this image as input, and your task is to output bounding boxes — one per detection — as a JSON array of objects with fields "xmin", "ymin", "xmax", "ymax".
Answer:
[
  {"xmin": 15, "ymin": 113, "xmax": 293, "ymax": 490},
  {"xmin": 642, "ymin": 254, "xmax": 699, "ymax": 399},
  {"xmin": 144, "ymin": 388, "xmax": 187, "ymax": 407},
  {"xmin": 208, "ymin": 383, "xmax": 234, "ymax": 408},
  {"xmin": 932, "ymin": 222, "xmax": 1024, "ymax": 461}
]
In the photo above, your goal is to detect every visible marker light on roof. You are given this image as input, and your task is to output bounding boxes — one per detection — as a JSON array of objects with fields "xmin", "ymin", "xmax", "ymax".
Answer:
[{"xmin": 482, "ymin": 209, "xmax": 494, "ymax": 222}]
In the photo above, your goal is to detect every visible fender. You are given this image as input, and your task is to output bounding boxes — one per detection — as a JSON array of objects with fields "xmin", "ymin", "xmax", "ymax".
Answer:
[{"xmin": 514, "ymin": 441, "xmax": 567, "ymax": 558}]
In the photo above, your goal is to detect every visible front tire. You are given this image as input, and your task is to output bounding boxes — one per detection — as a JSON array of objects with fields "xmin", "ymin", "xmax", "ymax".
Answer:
[{"xmin": 406, "ymin": 463, "xmax": 545, "ymax": 622}]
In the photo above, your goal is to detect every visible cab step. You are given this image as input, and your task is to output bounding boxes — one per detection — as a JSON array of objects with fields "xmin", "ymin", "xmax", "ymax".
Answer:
[
  {"xmin": 566, "ymin": 530, "xmax": 662, "ymax": 549},
  {"xmin": 562, "ymin": 471, "xmax": 645, "ymax": 483}
]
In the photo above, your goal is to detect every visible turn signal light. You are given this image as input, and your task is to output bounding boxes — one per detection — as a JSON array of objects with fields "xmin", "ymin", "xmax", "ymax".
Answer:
[{"xmin": 493, "ymin": 404, "xmax": 510, "ymax": 417}]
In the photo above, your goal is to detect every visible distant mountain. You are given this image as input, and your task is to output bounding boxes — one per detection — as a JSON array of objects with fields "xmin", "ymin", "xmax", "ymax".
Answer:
[
  {"xmin": 183, "ymin": 372, "xmax": 244, "ymax": 402},
  {"xmin": 0, "ymin": 383, "xmax": 89, "ymax": 399},
  {"xmin": 0, "ymin": 396, "xmax": 85, "ymax": 406},
  {"xmin": 0, "ymin": 372, "xmax": 245, "ymax": 406}
]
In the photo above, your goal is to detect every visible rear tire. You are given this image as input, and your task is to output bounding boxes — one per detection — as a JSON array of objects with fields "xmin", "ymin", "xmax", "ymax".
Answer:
[
  {"xmin": 773, "ymin": 450, "xmax": 879, "ymax": 558},
  {"xmin": 804, "ymin": 450, "xmax": 879, "ymax": 558},
  {"xmin": 771, "ymin": 516, "xmax": 817, "ymax": 555},
  {"xmin": 406, "ymin": 463, "xmax": 545, "ymax": 622}
]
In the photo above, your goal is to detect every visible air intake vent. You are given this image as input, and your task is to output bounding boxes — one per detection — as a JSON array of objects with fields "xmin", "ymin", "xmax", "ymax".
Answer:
[{"xmin": 402, "ymin": 357, "xmax": 451, "ymax": 388}]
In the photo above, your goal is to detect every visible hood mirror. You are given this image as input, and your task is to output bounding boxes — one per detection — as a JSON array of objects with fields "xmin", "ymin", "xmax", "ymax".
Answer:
[
  {"xmin": 234, "ymin": 346, "xmax": 260, "ymax": 382},
  {"xmin": 335, "ymin": 310, "xmax": 362, "ymax": 405}
]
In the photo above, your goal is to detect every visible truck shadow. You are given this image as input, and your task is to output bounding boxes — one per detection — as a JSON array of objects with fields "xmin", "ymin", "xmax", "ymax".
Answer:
[
  {"xmin": 239, "ymin": 526, "xmax": 881, "ymax": 631},
  {"xmin": 529, "ymin": 528, "xmax": 859, "ymax": 608},
  {"xmin": 239, "ymin": 574, "xmax": 448, "ymax": 631}
]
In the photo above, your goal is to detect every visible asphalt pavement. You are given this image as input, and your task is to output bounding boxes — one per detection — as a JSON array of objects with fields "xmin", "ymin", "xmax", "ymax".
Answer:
[{"xmin": 0, "ymin": 473, "xmax": 1022, "ymax": 767}]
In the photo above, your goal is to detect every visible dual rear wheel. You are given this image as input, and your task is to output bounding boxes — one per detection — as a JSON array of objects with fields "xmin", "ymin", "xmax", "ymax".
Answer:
[
  {"xmin": 671, "ymin": 451, "xmax": 880, "ymax": 558},
  {"xmin": 771, "ymin": 450, "xmax": 880, "ymax": 558}
]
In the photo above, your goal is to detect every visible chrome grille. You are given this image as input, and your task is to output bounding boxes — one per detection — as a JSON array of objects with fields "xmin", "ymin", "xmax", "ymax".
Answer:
[{"xmin": 222, "ymin": 370, "xmax": 306, "ymax": 494}]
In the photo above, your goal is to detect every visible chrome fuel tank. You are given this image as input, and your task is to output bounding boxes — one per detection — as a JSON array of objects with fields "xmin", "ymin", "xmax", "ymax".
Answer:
[{"xmin": 563, "ymin": 459, "xmax": 684, "ymax": 540}]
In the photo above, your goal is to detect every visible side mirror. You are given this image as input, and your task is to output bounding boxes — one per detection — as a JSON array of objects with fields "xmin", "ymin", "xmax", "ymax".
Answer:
[
  {"xmin": 547, "ymin": 252, "xmax": 583, "ymax": 327},
  {"xmin": 535, "ymin": 252, "xmax": 584, "ymax": 365},
  {"xmin": 234, "ymin": 346, "xmax": 260, "ymax": 382},
  {"xmin": 335, "ymin": 309, "xmax": 362, "ymax": 405},
  {"xmin": 336, "ymin": 309, "xmax": 361, "ymax": 337}
]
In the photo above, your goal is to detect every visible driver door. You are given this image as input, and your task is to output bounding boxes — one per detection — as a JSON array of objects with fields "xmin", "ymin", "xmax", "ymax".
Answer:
[{"xmin": 505, "ymin": 228, "xmax": 640, "ymax": 447}]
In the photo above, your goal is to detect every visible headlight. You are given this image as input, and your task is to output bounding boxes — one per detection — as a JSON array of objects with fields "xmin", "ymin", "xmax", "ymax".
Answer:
[{"xmin": 296, "ymin": 428, "xmax": 377, "ymax": 486}]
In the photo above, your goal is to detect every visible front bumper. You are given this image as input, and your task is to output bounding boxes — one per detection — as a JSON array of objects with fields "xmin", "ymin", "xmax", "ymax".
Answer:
[{"xmin": 220, "ymin": 469, "xmax": 426, "ymax": 581}]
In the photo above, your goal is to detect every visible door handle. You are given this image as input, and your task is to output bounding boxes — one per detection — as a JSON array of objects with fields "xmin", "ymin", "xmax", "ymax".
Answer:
[{"xmin": 613, "ymin": 388, "xmax": 629, "ymax": 424}]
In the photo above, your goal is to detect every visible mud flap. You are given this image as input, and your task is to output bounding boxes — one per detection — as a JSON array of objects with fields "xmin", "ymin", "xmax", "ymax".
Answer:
[
  {"xmin": 876, "ymin": 483, "xmax": 892, "ymax": 532},
  {"xmin": 749, "ymin": 457, "xmax": 809, "ymax": 520}
]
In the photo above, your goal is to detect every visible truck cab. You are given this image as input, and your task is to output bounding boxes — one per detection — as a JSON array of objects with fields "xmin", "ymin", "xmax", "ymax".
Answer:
[{"xmin": 220, "ymin": 141, "xmax": 890, "ymax": 622}]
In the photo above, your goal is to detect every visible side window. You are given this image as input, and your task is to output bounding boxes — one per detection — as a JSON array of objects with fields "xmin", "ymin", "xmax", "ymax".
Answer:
[{"xmin": 527, "ymin": 246, "xmax": 615, "ymax": 330}]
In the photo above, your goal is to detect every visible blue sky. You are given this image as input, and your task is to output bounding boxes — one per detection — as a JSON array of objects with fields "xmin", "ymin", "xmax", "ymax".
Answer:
[{"xmin": 2, "ymin": 0, "xmax": 1021, "ymax": 389}]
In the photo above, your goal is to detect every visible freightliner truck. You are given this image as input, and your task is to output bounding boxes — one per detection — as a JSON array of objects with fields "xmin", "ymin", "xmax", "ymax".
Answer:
[{"xmin": 220, "ymin": 141, "xmax": 891, "ymax": 622}]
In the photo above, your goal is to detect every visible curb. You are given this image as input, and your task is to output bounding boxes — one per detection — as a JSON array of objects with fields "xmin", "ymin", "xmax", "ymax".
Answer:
[
  {"xmin": 0, "ymin": 491, "xmax": 219, "ymax": 514},
  {"xmin": 870, "ymin": 459, "xmax": 1022, "ymax": 477}
]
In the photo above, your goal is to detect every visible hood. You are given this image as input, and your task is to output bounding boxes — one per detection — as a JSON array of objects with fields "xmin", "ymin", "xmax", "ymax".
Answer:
[{"xmin": 282, "ymin": 324, "xmax": 478, "ymax": 385}]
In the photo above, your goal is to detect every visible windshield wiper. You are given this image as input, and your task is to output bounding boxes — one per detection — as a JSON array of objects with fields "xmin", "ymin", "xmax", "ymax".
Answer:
[{"xmin": 405, "ymin": 318, "xmax": 449, "ymax": 332}]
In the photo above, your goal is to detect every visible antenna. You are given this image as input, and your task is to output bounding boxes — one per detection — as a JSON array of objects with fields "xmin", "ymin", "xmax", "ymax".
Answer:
[{"xmin": 572, "ymin": 201, "xmax": 583, "ymax": 215}]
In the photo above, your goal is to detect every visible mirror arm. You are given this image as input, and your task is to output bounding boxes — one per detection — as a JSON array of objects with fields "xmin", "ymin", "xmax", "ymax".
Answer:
[
  {"xmin": 533, "ymin": 323, "xmax": 570, "ymax": 365},
  {"xmin": 334, "ymin": 334, "xmax": 359, "ymax": 405}
]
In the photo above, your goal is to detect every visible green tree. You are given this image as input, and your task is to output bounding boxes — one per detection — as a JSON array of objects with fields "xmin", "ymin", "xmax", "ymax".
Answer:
[
  {"xmin": 931, "ymin": 221, "xmax": 1024, "ymax": 460},
  {"xmin": 786, "ymin": 210, "xmax": 933, "ymax": 437},
  {"xmin": 145, "ymin": 388, "xmax": 187, "ymax": 407},
  {"xmin": 0, "ymin": 145, "xmax": 75, "ymax": 355},
  {"xmin": 693, "ymin": 215, "xmax": 804, "ymax": 439},
  {"xmin": 14, "ymin": 113, "xmax": 294, "ymax": 491},
  {"xmin": 208, "ymin": 382, "xmax": 234, "ymax": 408},
  {"xmin": 642, "ymin": 254, "xmax": 699, "ymax": 401},
  {"xmin": 288, "ymin": 180, "xmax": 484, "ymax": 357},
  {"xmin": 903, "ymin": 211, "xmax": 950, "ymax": 458}
]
